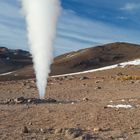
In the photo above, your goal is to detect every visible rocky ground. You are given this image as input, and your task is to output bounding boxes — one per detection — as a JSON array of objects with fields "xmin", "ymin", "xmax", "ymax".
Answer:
[{"xmin": 1, "ymin": 65, "xmax": 140, "ymax": 140}]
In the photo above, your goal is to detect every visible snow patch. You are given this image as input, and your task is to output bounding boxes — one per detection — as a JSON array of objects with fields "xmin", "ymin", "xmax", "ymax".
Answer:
[
  {"xmin": 107, "ymin": 104, "xmax": 133, "ymax": 109},
  {"xmin": 52, "ymin": 59, "xmax": 140, "ymax": 77},
  {"xmin": 0, "ymin": 71, "xmax": 14, "ymax": 76},
  {"xmin": 120, "ymin": 59, "xmax": 140, "ymax": 67}
]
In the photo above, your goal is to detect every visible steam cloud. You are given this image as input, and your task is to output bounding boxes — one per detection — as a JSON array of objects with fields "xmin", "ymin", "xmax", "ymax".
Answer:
[{"xmin": 21, "ymin": 0, "xmax": 61, "ymax": 98}]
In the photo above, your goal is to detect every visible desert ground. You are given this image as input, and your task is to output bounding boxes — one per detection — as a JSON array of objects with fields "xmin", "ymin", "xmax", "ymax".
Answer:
[{"xmin": 1, "ymin": 65, "xmax": 140, "ymax": 140}]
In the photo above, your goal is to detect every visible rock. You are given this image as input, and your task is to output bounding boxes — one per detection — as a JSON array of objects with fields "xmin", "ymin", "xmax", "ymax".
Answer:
[
  {"xmin": 4, "ymin": 99, "xmax": 14, "ymax": 104},
  {"xmin": 21, "ymin": 82, "xmax": 26, "ymax": 86},
  {"xmin": 14, "ymin": 97, "xmax": 25, "ymax": 104},
  {"xmin": 117, "ymin": 72, "xmax": 123, "ymax": 76},
  {"xmin": 93, "ymin": 127, "xmax": 101, "ymax": 132},
  {"xmin": 82, "ymin": 83, "xmax": 87, "ymax": 87},
  {"xmin": 54, "ymin": 77, "xmax": 64, "ymax": 81},
  {"xmin": 64, "ymin": 76, "xmax": 68, "ymax": 79},
  {"xmin": 117, "ymin": 138, "xmax": 124, "ymax": 140},
  {"xmin": 26, "ymin": 85, "xmax": 31, "ymax": 89},
  {"xmin": 46, "ymin": 128, "xmax": 54, "ymax": 134},
  {"xmin": 83, "ymin": 97, "xmax": 89, "ymax": 102},
  {"xmin": 95, "ymin": 86, "xmax": 102, "ymax": 90},
  {"xmin": 65, "ymin": 128, "xmax": 83, "ymax": 138},
  {"xmin": 95, "ymin": 80, "xmax": 100, "ymax": 84},
  {"xmin": 79, "ymin": 134, "xmax": 92, "ymax": 140},
  {"xmin": 80, "ymin": 77, "xmax": 89, "ymax": 80},
  {"xmin": 28, "ymin": 122, "xmax": 32, "ymax": 125},
  {"xmin": 7, "ymin": 90, "xmax": 11, "ymax": 94},
  {"xmin": 24, "ymin": 104, "xmax": 30, "ymax": 109},
  {"xmin": 46, "ymin": 98, "xmax": 57, "ymax": 103},
  {"xmin": 30, "ymin": 80, "xmax": 35, "ymax": 84},
  {"xmin": 43, "ymin": 136, "xmax": 48, "ymax": 140},
  {"xmin": 130, "ymin": 81, "xmax": 135, "ymax": 84},
  {"xmin": 54, "ymin": 128, "xmax": 63, "ymax": 134},
  {"xmin": 49, "ymin": 83, "xmax": 54, "ymax": 85},
  {"xmin": 130, "ymin": 126, "xmax": 134, "ymax": 130},
  {"xmin": 40, "ymin": 128, "xmax": 46, "ymax": 133},
  {"xmin": 27, "ymin": 99, "xmax": 31, "ymax": 103},
  {"xmin": 22, "ymin": 126, "xmax": 29, "ymax": 133}
]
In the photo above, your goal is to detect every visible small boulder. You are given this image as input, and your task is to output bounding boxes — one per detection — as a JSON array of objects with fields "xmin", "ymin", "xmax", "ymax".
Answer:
[
  {"xmin": 83, "ymin": 97, "xmax": 89, "ymax": 102},
  {"xmin": 54, "ymin": 128, "xmax": 63, "ymax": 134},
  {"xmin": 65, "ymin": 128, "xmax": 83, "ymax": 138},
  {"xmin": 40, "ymin": 128, "xmax": 46, "ymax": 133},
  {"xmin": 95, "ymin": 86, "xmax": 102, "ymax": 90},
  {"xmin": 22, "ymin": 126, "xmax": 29, "ymax": 133},
  {"xmin": 30, "ymin": 80, "xmax": 35, "ymax": 84},
  {"xmin": 28, "ymin": 122, "xmax": 32, "ymax": 125},
  {"xmin": 80, "ymin": 77, "xmax": 89, "ymax": 80},
  {"xmin": 80, "ymin": 134, "xmax": 92, "ymax": 140},
  {"xmin": 26, "ymin": 85, "xmax": 31, "ymax": 89},
  {"xmin": 93, "ymin": 127, "xmax": 101, "ymax": 133},
  {"xmin": 14, "ymin": 97, "xmax": 25, "ymax": 104}
]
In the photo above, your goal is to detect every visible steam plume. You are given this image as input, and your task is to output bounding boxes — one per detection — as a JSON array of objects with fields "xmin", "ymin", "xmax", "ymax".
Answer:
[{"xmin": 21, "ymin": 0, "xmax": 61, "ymax": 98}]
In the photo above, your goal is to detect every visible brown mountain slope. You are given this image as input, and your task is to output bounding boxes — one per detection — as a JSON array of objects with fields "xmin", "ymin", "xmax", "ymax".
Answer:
[
  {"xmin": 51, "ymin": 42, "xmax": 140, "ymax": 75},
  {"xmin": 0, "ymin": 59, "xmax": 16, "ymax": 73}
]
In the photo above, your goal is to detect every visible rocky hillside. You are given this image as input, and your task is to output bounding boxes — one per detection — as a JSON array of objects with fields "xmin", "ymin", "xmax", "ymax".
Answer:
[
  {"xmin": 51, "ymin": 42, "xmax": 140, "ymax": 75},
  {"xmin": 0, "ymin": 47, "xmax": 32, "ymax": 73}
]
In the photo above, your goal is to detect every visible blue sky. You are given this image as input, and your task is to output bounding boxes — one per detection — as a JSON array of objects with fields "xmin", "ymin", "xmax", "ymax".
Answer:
[{"xmin": 0, "ymin": 0, "xmax": 140, "ymax": 55}]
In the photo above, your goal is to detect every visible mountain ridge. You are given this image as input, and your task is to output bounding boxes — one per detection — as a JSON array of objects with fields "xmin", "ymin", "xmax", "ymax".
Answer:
[
  {"xmin": 0, "ymin": 42, "xmax": 140, "ymax": 80},
  {"xmin": 51, "ymin": 42, "xmax": 140, "ymax": 75}
]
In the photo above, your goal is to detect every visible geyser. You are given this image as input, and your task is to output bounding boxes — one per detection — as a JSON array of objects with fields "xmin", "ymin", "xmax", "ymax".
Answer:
[{"xmin": 21, "ymin": 0, "xmax": 61, "ymax": 98}]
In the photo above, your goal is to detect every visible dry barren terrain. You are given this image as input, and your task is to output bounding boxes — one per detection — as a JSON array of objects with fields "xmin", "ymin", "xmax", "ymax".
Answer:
[{"xmin": 0, "ymin": 65, "xmax": 140, "ymax": 140}]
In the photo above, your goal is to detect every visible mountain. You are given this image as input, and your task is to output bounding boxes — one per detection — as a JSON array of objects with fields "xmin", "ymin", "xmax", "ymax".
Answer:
[
  {"xmin": 0, "ymin": 47, "xmax": 32, "ymax": 74},
  {"xmin": 0, "ymin": 42, "xmax": 140, "ymax": 80},
  {"xmin": 51, "ymin": 42, "xmax": 140, "ymax": 75}
]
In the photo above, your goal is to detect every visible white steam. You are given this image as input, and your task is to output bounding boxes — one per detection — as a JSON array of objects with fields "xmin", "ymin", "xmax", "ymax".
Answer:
[{"xmin": 21, "ymin": 0, "xmax": 61, "ymax": 98}]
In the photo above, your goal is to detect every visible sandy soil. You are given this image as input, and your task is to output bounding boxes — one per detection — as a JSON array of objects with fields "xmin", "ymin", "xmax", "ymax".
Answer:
[{"xmin": 1, "ymin": 65, "xmax": 140, "ymax": 140}]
